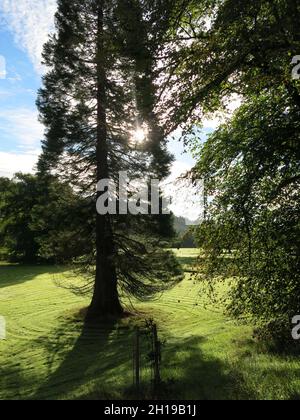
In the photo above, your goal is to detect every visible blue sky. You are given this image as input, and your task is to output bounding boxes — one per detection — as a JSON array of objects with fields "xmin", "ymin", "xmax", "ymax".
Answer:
[
  {"xmin": 0, "ymin": 0, "xmax": 56, "ymax": 177},
  {"xmin": 0, "ymin": 29, "xmax": 41, "ymax": 151},
  {"xmin": 0, "ymin": 1, "xmax": 227, "ymax": 219}
]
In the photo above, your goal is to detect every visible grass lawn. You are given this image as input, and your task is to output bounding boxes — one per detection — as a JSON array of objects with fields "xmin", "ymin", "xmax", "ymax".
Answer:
[{"xmin": 0, "ymin": 249, "xmax": 299, "ymax": 400}]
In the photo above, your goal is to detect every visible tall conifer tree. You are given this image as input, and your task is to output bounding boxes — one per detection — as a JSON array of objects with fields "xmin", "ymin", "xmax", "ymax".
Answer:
[{"xmin": 37, "ymin": 0, "xmax": 182, "ymax": 319}]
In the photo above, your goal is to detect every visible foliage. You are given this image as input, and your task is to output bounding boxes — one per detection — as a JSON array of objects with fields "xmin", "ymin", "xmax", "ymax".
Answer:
[
  {"xmin": 193, "ymin": 90, "xmax": 300, "ymax": 344},
  {"xmin": 159, "ymin": 0, "xmax": 300, "ymax": 344},
  {"xmin": 0, "ymin": 174, "xmax": 87, "ymax": 264},
  {"xmin": 160, "ymin": 0, "xmax": 300, "ymax": 133}
]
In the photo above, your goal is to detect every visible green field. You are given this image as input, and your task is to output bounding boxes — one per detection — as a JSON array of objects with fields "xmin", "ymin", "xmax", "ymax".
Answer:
[{"xmin": 0, "ymin": 249, "xmax": 299, "ymax": 400}]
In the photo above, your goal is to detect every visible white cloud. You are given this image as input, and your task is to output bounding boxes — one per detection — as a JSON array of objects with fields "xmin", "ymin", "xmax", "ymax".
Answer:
[
  {"xmin": 0, "ymin": 107, "xmax": 43, "ymax": 150},
  {"xmin": 0, "ymin": 0, "xmax": 56, "ymax": 73},
  {"xmin": 162, "ymin": 160, "xmax": 204, "ymax": 222},
  {"xmin": 226, "ymin": 94, "xmax": 243, "ymax": 113},
  {"xmin": 168, "ymin": 160, "xmax": 192, "ymax": 180},
  {"xmin": 0, "ymin": 149, "xmax": 39, "ymax": 178},
  {"xmin": 202, "ymin": 116, "xmax": 223, "ymax": 130},
  {"xmin": 202, "ymin": 94, "xmax": 243, "ymax": 130}
]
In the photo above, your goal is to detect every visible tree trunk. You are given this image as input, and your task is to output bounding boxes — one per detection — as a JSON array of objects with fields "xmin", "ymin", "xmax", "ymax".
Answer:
[{"xmin": 86, "ymin": 1, "xmax": 123, "ymax": 321}]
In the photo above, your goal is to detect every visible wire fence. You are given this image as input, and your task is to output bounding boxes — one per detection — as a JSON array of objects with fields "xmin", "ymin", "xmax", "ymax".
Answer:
[{"xmin": 132, "ymin": 319, "xmax": 163, "ymax": 399}]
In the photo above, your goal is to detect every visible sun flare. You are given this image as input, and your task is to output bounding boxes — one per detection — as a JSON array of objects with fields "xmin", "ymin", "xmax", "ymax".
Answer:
[{"xmin": 132, "ymin": 127, "xmax": 148, "ymax": 144}]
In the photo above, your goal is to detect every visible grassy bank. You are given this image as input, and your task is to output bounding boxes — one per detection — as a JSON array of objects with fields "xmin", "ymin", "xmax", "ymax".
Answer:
[{"xmin": 0, "ymin": 250, "xmax": 299, "ymax": 400}]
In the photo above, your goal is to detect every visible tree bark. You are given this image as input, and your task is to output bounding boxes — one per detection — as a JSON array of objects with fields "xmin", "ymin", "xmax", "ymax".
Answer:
[{"xmin": 86, "ymin": 1, "xmax": 123, "ymax": 321}]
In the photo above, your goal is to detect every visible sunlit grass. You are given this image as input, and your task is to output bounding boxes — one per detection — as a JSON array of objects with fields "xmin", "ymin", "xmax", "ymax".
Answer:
[{"xmin": 0, "ymin": 251, "xmax": 299, "ymax": 400}]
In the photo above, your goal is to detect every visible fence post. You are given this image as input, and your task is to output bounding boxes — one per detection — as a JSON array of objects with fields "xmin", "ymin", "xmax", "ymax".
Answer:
[
  {"xmin": 152, "ymin": 323, "xmax": 161, "ymax": 391},
  {"xmin": 133, "ymin": 327, "xmax": 140, "ymax": 396}
]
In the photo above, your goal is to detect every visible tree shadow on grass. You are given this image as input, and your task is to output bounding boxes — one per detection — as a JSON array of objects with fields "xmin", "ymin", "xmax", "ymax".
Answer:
[
  {"xmin": 176, "ymin": 256, "xmax": 198, "ymax": 267},
  {"xmin": 162, "ymin": 335, "xmax": 253, "ymax": 400},
  {"xmin": 33, "ymin": 322, "xmax": 248, "ymax": 400},
  {"xmin": 176, "ymin": 255, "xmax": 198, "ymax": 273},
  {"xmin": 31, "ymin": 310, "xmax": 255, "ymax": 400},
  {"xmin": 4, "ymin": 310, "xmax": 299, "ymax": 400},
  {"xmin": 33, "ymin": 316, "xmax": 135, "ymax": 400},
  {"xmin": 164, "ymin": 335, "xmax": 300, "ymax": 400},
  {"xmin": 0, "ymin": 265, "xmax": 65, "ymax": 289}
]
